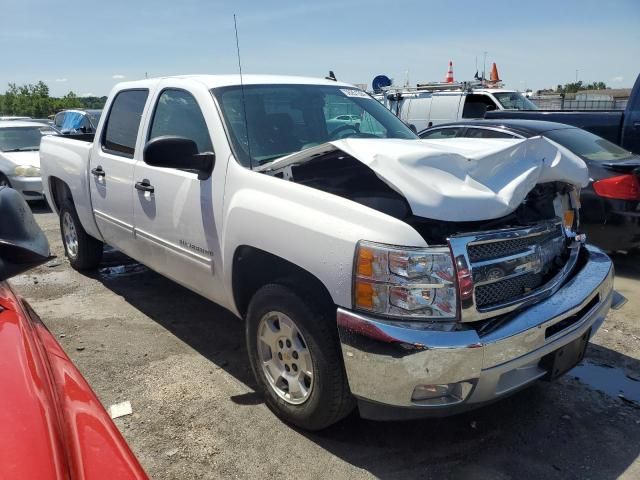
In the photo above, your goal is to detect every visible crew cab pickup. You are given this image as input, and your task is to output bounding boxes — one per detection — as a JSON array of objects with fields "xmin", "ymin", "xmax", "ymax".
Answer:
[
  {"xmin": 40, "ymin": 75, "xmax": 617, "ymax": 430},
  {"xmin": 487, "ymin": 74, "xmax": 640, "ymax": 154}
]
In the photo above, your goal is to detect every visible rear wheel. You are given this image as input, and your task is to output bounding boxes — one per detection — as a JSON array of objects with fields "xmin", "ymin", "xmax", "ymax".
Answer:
[
  {"xmin": 59, "ymin": 199, "xmax": 103, "ymax": 270},
  {"xmin": 246, "ymin": 284, "xmax": 354, "ymax": 430}
]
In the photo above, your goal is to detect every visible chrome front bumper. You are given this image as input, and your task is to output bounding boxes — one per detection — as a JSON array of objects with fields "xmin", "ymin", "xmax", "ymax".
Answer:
[{"xmin": 337, "ymin": 245, "xmax": 614, "ymax": 419}]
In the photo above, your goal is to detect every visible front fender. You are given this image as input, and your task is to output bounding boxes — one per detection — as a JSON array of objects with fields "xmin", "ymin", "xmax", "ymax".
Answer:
[{"xmin": 221, "ymin": 165, "xmax": 426, "ymax": 310}]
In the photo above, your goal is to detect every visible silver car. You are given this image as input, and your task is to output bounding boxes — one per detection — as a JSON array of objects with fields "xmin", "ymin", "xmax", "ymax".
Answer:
[{"xmin": 0, "ymin": 121, "xmax": 57, "ymax": 201}]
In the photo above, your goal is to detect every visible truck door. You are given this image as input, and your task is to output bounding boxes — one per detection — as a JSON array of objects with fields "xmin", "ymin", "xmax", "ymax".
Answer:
[
  {"xmin": 428, "ymin": 93, "xmax": 463, "ymax": 125},
  {"xmin": 622, "ymin": 75, "xmax": 640, "ymax": 153},
  {"xmin": 89, "ymin": 89, "xmax": 149, "ymax": 254},
  {"xmin": 132, "ymin": 86, "xmax": 225, "ymax": 304}
]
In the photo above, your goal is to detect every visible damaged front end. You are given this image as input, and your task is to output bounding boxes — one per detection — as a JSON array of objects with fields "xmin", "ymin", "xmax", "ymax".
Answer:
[
  {"xmin": 260, "ymin": 137, "xmax": 615, "ymax": 416},
  {"xmin": 259, "ymin": 137, "xmax": 588, "ymax": 324}
]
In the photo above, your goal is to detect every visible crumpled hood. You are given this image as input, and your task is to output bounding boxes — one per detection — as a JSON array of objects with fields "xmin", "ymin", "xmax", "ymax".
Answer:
[
  {"xmin": 0, "ymin": 151, "xmax": 40, "ymax": 168},
  {"xmin": 331, "ymin": 137, "xmax": 589, "ymax": 222}
]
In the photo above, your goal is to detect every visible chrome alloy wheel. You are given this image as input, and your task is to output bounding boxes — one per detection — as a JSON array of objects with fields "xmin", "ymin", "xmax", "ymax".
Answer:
[
  {"xmin": 257, "ymin": 311, "xmax": 314, "ymax": 405},
  {"xmin": 62, "ymin": 211, "xmax": 79, "ymax": 259}
]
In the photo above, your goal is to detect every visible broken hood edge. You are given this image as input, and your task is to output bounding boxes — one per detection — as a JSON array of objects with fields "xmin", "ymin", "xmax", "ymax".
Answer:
[{"xmin": 331, "ymin": 136, "xmax": 589, "ymax": 222}]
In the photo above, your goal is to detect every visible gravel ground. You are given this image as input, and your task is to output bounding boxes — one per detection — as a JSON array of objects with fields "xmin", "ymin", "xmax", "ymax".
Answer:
[{"xmin": 10, "ymin": 202, "xmax": 640, "ymax": 480}]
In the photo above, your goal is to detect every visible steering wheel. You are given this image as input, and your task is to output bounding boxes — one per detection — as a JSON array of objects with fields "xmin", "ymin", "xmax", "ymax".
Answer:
[{"xmin": 329, "ymin": 124, "xmax": 359, "ymax": 140}]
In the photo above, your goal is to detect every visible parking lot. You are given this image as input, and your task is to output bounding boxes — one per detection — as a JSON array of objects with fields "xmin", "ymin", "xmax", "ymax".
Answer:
[{"xmin": 11, "ymin": 202, "xmax": 640, "ymax": 480}]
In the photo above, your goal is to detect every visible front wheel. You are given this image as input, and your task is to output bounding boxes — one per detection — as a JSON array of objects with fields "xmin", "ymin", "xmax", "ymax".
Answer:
[
  {"xmin": 246, "ymin": 284, "xmax": 354, "ymax": 430},
  {"xmin": 59, "ymin": 199, "xmax": 103, "ymax": 270}
]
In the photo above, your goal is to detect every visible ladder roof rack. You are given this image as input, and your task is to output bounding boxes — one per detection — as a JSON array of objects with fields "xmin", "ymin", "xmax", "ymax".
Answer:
[{"xmin": 381, "ymin": 80, "xmax": 504, "ymax": 94}]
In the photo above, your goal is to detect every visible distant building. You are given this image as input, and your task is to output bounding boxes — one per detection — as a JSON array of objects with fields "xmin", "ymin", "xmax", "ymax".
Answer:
[{"xmin": 530, "ymin": 88, "xmax": 631, "ymax": 111}]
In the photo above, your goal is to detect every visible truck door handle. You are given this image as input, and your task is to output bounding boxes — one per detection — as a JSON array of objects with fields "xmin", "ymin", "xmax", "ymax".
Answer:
[
  {"xmin": 91, "ymin": 166, "xmax": 105, "ymax": 177},
  {"xmin": 633, "ymin": 121, "xmax": 640, "ymax": 129},
  {"xmin": 135, "ymin": 180, "xmax": 154, "ymax": 193}
]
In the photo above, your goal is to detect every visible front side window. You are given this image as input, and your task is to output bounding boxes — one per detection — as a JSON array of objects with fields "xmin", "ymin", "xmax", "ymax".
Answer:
[
  {"xmin": 102, "ymin": 89, "xmax": 149, "ymax": 157},
  {"xmin": 493, "ymin": 92, "xmax": 538, "ymax": 110},
  {"xmin": 0, "ymin": 126, "xmax": 53, "ymax": 152},
  {"xmin": 419, "ymin": 127, "xmax": 462, "ymax": 139},
  {"xmin": 213, "ymin": 84, "xmax": 416, "ymax": 167},
  {"xmin": 148, "ymin": 89, "xmax": 212, "ymax": 154}
]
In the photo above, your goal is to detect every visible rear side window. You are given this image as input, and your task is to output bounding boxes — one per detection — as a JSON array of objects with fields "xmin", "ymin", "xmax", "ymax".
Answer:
[
  {"xmin": 148, "ymin": 89, "xmax": 213, "ymax": 153},
  {"xmin": 102, "ymin": 89, "xmax": 149, "ymax": 157},
  {"xmin": 464, "ymin": 128, "xmax": 518, "ymax": 139},
  {"xmin": 419, "ymin": 127, "xmax": 462, "ymax": 139}
]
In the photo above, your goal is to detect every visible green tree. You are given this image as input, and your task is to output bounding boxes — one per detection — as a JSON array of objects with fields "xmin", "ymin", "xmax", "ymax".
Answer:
[
  {"xmin": 555, "ymin": 81, "xmax": 609, "ymax": 94},
  {"xmin": 0, "ymin": 81, "xmax": 103, "ymax": 117}
]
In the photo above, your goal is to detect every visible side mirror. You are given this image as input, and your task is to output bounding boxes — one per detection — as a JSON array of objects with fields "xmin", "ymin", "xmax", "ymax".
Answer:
[
  {"xmin": 0, "ymin": 187, "xmax": 51, "ymax": 282},
  {"xmin": 143, "ymin": 136, "xmax": 215, "ymax": 180},
  {"xmin": 408, "ymin": 124, "xmax": 418, "ymax": 134}
]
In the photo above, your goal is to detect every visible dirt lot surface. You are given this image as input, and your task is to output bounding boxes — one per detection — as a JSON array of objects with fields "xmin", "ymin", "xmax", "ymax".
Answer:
[{"xmin": 10, "ymin": 202, "xmax": 640, "ymax": 479}]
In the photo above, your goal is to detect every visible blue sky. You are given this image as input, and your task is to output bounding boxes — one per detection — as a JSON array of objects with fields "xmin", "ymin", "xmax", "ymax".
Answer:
[{"xmin": 3, "ymin": 0, "xmax": 639, "ymax": 97}]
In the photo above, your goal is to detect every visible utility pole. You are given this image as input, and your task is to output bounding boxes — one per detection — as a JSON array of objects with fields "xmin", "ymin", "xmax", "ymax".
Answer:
[{"xmin": 575, "ymin": 69, "xmax": 578, "ymax": 83}]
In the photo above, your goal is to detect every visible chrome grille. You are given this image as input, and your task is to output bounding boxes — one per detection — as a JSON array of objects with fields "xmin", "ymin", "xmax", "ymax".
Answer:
[
  {"xmin": 467, "ymin": 225, "xmax": 564, "ymax": 262},
  {"xmin": 475, "ymin": 273, "xmax": 543, "ymax": 307},
  {"xmin": 449, "ymin": 220, "xmax": 581, "ymax": 323}
]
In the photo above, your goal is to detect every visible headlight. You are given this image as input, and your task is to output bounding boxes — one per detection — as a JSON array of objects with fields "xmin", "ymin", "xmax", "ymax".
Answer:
[
  {"xmin": 354, "ymin": 241, "xmax": 457, "ymax": 320},
  {"xmin": 14, "ymin": 165, "xmax": 41, "ymax": 177}
]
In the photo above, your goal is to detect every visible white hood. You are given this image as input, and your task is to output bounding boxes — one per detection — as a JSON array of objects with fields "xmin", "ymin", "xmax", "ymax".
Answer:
[
  {"xmin": 0, "ymin": 150, "xmax": 40, "ymax": 168},
  {"xmin": 331, "ymin": 137, "xmax": 588, "ymax": 222}
]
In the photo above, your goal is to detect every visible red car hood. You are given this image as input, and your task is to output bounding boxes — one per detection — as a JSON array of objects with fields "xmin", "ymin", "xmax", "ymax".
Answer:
[{"xmin": 0, "ymin": 282, "xmax": 147, "ymax": 479}]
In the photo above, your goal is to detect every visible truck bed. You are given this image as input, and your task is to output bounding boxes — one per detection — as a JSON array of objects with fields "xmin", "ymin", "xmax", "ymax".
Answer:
[{"xmin": 39, "ymin": 134, "xmax": 102, "ymax": 240}]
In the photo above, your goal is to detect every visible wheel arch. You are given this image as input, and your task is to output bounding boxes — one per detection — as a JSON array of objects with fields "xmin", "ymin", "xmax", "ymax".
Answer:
[
  {"xmin": 231, "ymin": 245, "xmax": 336, "ymax": 319},
  {"xmin": 48, "ymin": 176, "xmax": 73, "ymax": 214},
  {"xmin": 47, "ymin": 176, "xmax": 103, "ymax": 242}
]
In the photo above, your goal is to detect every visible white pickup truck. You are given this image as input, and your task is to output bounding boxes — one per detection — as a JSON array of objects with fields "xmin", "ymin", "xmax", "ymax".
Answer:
[{"xmin": 40, "ymin": 75, "xmax": 617, "ymax": 430}]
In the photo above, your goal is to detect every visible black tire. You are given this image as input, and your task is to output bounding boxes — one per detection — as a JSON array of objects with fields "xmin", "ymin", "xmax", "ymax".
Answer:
[
  {"xmin": 246, "ymin": 284, "xmax": 355, "ymax": 430},
  {"xmin": 59, "ymin": 198, "xmax": 103, "ymax": 270}
]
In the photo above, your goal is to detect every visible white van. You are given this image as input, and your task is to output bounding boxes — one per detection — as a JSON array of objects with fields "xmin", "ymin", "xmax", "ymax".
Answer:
[{"xmin": 382, "ymin": 85, "xmax": 537, "ymax": 132}]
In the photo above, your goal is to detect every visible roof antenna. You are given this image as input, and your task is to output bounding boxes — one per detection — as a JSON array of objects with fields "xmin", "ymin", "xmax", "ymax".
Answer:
[
  {"xmin": 234, "ymin": 14, "xmax": 253, "ymax": 170},
  {"xmin": 325, "ymin": 70, "xmax": 337, "ymax": 81}
]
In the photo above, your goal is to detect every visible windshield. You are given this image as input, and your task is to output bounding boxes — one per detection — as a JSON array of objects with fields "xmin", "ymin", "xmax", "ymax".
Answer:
[
  {"xmin": 544, "ymin": 128, "xmax": 633, "ymax": 161},
  {"xmin": 213, "ymin": 84, "xmax": 417, "ymax": 167},
  {"xmin": 0, "ymin": 126, "xmax": 53, "ymax": 152},
  {"xmin": 493, "ymin": 92, "xmax": 538, "ymax": 110}
]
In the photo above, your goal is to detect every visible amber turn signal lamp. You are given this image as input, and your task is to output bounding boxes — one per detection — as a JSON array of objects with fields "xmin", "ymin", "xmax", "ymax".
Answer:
[
  {"xmin": 355, "ymin": 281, "xmax": 374, "ymax": 309},
  {"xmin": 357, "ymin": 247, "xmax": 374, "ymax": 277}
]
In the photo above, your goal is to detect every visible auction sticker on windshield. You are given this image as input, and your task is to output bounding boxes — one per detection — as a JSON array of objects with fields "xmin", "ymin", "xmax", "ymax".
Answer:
[{"xmin": 340, "ymin": 89, "xmax": 370, "ymax": 98}]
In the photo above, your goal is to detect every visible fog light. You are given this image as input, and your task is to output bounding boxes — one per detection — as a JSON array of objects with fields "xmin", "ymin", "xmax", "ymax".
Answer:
[{"xmin": 411, "ymin": 381, "xmax": 474, "ymax": 405}]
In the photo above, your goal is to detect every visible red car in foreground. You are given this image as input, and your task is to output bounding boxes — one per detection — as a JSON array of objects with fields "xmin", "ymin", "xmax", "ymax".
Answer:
[{"xmin": 0, "ymin": 186, "xmax": 147, "ymax": 479}]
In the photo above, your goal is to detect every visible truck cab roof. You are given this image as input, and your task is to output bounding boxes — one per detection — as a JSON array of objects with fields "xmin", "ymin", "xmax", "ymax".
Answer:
[{"xmin": 112, "ymin": 74, "xmax": 356, "ymax": 91}]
